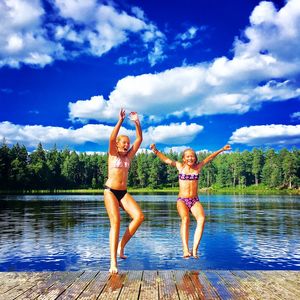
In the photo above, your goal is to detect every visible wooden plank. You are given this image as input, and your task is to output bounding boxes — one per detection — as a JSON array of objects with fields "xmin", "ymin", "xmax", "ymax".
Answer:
[
  {"xmin": 0, "ymin": 272, "xmax": 33, "ymax": 295},
  {"xmin": 16, "ymin": 272, "xmax": 67, "ymax": 300},
  {"xmin": 231, "ymin": 271, "xmax": 267, "ymax": 300},
  {"xmin": 277, "ymin": 271, "xmax": 300, "ymax": 294},
  {"xmin": 190, "ymin": 271, "xmax": 220, "ymax": 300},
  {"xmin": 37, "ymin": 271, "xmax": 84, "ymax": 300},
  {"xmin": 118, "ymin": 270, "xmax": 142, "ymax": 300},
  {"xmin": 0, "ymin": 270, "xmax": 300, "ymax": 299},
  {"xmin": 173, "ymin": 270, "xmax": 203, "ymax": 300},
  {"xmin": 232, "ymin": 271, "xmax": 280, "ymax": 300},
  {"xmin": 56, "ymin": 270, "xmax": 98, "ymax": 300},
  {"xmin": 216, "ymin": 271, "xmax": 254, "ymax": 300},
  {"xmin": 139, "ymin": 271, "xmax": 159, "ymax": 300},
  {"xmin": 204, "ymin": 270, "xmax": 233, "ymax": 300},
  {"xmin": 76, "ymin": 271, "xmax": 110, "ymax": 300},
  {"xmin": 2, "ymin": 272, "xmax": 50, "ymax": 300},
  {"xmin": 157, "ymin": 270, "xmax": 179, "ymax": 300},
  {"xmin": 97, "ymin": 271, "xmax": 127, "ymax": 300},
  {"xmin": 248, "ymin": 271, "xmax": 300, "ymax": 300}
]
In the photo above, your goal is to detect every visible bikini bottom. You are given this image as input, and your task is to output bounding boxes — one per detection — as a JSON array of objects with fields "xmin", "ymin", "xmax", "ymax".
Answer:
[
  {"xmin": 104, "ymin": 185, "xmax": 127, "ymax": 201},
  {"xmin": 177, "ymin": 196, "xmax": 199, "ymax": 210}
]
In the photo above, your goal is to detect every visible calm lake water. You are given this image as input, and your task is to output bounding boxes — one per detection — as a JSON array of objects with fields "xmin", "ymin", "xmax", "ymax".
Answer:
[{"xmin": 0, "ymin": 194, "xmax": 299, "ymax": 271}]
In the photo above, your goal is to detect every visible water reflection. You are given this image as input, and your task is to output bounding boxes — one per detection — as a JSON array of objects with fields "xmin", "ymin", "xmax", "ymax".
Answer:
[{"xmin": 0, "ymin": 194, "xmax": 299, "ymax": 271}]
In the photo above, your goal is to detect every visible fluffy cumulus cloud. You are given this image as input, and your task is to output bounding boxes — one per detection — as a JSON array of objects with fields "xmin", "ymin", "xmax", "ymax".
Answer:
[
  {"xmin": 143, "ymin": 122, "xmax": 204, "ymax": 145},
  {"xmin": 229, "ymin": 124, "xmax": 300, "ymax": 146},
  {"xmin": 0, "ymin": 0, "xmax": 165, "ymax": 67},
  {"xmin": 0, "ymin": 121, "xmax": 120, "ymax": 148},
  {"xmin": 69, "ymin": 0, "xmax": 300, "ymax": 122},
  {"xmin": 0, "ymin": 121, "xmax": 202, "ymax": 149},
  {"xmin": 0, "ymin": 0, "xmax": 64, "ymax": 67}
]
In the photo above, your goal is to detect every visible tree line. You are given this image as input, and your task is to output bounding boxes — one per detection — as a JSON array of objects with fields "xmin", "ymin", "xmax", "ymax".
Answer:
[{"xmin": 0, "ymin": 141, "xmax": 299, "ymax": 191}]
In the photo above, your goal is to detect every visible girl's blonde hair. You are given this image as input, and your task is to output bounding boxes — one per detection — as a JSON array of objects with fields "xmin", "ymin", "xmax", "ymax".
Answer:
[
  {"xmin": 182, "ymin": 148, "xmax": 198, "ymax": 164},
  {"xmin": 116, "ymin": 135, "xmax": 130, "ymax": 143}
]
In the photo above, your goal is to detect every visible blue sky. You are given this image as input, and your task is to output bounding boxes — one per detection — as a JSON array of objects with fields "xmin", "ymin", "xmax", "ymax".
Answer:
[{"xmin": 0, "ymin": 0, "xmax": 300, "ymax": 153}]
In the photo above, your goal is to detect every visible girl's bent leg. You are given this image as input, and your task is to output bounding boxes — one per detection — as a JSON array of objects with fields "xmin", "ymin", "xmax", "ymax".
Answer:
[
  {"xmin": 104, "ymin": 190, "xmax": 121, "ymax": 273},
  {"xmin": 190, "ymin": 202, "xmax": 205, "ymax": 258},
  {"xmin": 177, "ymin": 201, "xmax": 191, "ymax": 258},
  {"xmin": 119, "ymin": 193, "xmax": 144, "ymax": 258}
]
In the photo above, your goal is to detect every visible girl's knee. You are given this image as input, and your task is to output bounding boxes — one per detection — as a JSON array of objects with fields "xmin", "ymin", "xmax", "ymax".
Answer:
[
  {"xmin": 138, "ymin": 212, "xmax": 145, "ymax": 223},
  {"xmin": 197, "ymin": 215, "xmax": 205, "ymax": 225},
  {"xmin": 134, "ymin": 212, "xmax": 144, "ymax": 223}
]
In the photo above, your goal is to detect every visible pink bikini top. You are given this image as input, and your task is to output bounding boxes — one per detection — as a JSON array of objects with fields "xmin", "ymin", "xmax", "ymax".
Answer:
[
  {"xmin": 178, "ymin": 173, "xmax": 199, "ymax": 180},
  {"xmin": 111, "ymin": 155, "xmax": 130, "ymax": 169},
  {"xmin": 178, "ymin": 168, "xmax": 199, "ymax": 180}
]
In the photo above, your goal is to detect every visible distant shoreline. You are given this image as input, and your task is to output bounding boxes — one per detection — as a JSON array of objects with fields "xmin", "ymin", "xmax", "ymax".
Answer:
[{"xmin": 0, "ymin": 186, "xmax": 299, "ymax": 195}]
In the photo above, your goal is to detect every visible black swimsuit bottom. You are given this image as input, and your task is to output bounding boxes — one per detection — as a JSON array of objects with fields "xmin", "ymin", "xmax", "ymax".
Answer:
[{"xmin": 104, "ymin": 185, "xmax": 127, "ymax": 201}]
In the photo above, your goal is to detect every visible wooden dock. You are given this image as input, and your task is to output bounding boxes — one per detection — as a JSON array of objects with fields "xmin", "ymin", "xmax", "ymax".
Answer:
[{"xmin": 0, "ymin": 270, "xmax": 299, "ymax": 299}]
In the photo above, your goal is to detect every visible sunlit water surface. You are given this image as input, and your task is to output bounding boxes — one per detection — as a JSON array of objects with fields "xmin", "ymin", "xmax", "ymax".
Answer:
[{"xmin": 0, "ymin": 194, "xmax": 299, "ymax": 271}]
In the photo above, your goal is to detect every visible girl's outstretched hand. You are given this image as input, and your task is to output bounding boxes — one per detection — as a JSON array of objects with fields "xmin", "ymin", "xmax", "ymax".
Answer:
[
  {"xmin": 223, "ymin": 144, "xmax": 231, "ymax": 151},
  {"xmin": 150, "ymin": 144, "xmax": 158, "ymax": 153},
  {"xmin": 129, "ymin": 112, "xmax": 139, "ymax": 122},
  {"xmin": 119, "ymin": 108, "xmax": 126, "ymax": 121}
]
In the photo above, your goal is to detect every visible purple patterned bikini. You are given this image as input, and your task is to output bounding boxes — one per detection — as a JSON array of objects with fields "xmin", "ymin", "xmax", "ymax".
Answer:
[{"xmin": 177, "ymin": 173, "xmax": 200, "ymax": 209}]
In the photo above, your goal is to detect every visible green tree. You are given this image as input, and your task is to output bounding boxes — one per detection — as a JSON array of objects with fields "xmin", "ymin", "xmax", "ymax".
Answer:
[
  {"xmin": 252, "ymin": 148, "xmax": 264, "ymax": 186},
  {"xmin": 136, "ymin": 152, "xmax": 149, "ymax": 187},
  {"xmin": 9, "ymin": 143, "xmax": 29, "ymax": 189},
  {"xmin": 215, "ymin": 154, "xmax": 232, "ymax": 187},
  {"xmin": 262, "ymin": 149, "xmax": 282, "ymax": 188},
  {"xmin": 61, "ymin": 151, "xmax": 81, "ymax": 188},
  {"xmin": 281, "ymin": 148, "xmax": 298, "ymax": 188},
  {"xmin": 28, "ymin": 143, "xmax": 50, "ymax": 189},
  {"xmin": 165, "ymin": 151, "xmax": 178, "ymax": 187},
  {"xmin": 46, "ymin": 145, "xmax": 63, "ymax": 190},
  {"xmin": 0, "ymin": 139, "xmax": 11, "ymax": 189}
]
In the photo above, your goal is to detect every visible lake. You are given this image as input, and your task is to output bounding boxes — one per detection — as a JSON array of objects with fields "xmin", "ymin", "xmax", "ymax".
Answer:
[{"xmin": 0, "ymin": 194, "xmax": 299, "ymax": 271}]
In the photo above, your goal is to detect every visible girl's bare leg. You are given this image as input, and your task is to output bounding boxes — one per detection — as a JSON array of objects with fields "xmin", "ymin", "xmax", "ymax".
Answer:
[
  {"xmin": 104, "ymin": 190, "xmax": 121, "ymax": 273},
  {"xmin": 177, "ymin": 201, "xmax": 191, "ymax": 258},
  {"xmin": 118, "ymin": 193, "xmax": 144, "ymax": 258},
  {"xmin": 190, "ymin": 202, "xmax": 205, "ymax": 258}
]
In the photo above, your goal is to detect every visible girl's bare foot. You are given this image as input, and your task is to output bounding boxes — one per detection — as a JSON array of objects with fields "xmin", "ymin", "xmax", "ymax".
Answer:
[
  {"xmin": 117, "ymin": 245, "xmax": 127, "ymax": 259},
  {"xmin": 183, "ymin": 249, "xmax": 191, "ymax": 258},
  {"xmin": 192, "ymin": 249, "xmax": 199, "ymax": 258},
  {"xmin": 109, "ymin": 266, "xmax": 118, "ymax": 274}
]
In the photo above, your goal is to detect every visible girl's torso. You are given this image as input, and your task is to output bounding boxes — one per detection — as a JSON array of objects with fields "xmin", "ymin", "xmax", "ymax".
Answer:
[
  {"xmin": 177, "ymin": 164, "xmax": 200, "ymax": 198},
  {"xmin": 105, "ymin": 154, "xmax": 131, "ymax": 190}
]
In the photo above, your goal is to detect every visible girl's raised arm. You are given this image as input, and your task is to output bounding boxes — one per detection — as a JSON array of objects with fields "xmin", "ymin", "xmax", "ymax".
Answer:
[
  {"xmin": 150, "ymin": 144, "xmax": 178, "ymax": 167},
  {"xmin": 109, "ymin": 109, "xmax": 125, "ymax": 155},
  {"xmin": 128, "ymin": 112, "xmax": 143, "ymax": 158},
  {"xmin": 199, "ymin": 144, "xmax": 231, "ymax": 167}
]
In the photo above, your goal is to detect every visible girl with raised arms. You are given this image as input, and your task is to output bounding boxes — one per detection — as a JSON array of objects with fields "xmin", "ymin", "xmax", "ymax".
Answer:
[
  {"xmin": 150, "ymin": 144, "xmax": 231, "ymax": 258},
  {"xmin": 104, "ymin": 109, "xmax": 144, "ymax": 274}
]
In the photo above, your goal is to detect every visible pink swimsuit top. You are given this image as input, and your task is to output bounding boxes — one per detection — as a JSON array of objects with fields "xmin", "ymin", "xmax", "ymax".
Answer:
[{"xmin": 111, "ymin": 155, "xmax": 130, "ymax": 169}]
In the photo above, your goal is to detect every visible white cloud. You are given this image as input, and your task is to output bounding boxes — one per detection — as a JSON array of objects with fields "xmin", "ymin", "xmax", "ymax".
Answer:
[
  {"xmin": 0, "ymin": 0, "xmax": 166, "ymax": 68},
  {"xmin": 229, "ymin": 124, "xmax": 300, "ymax": 146},
  {"xmin": 0, "ymin": 0, "xmax": 64, "ymax": 68},
  {"xmin": 54, "ymin": 1, "xmax": 166, "ymax": 65},
  {"xmin": 291, "ymin": 111, "xmax": 300, "ymax": 121},
  {"xmin": 143, "ymin": 122, "xmax": 203, "ymax": 145},
  {"xmin": 176, "ymin": 26, "xmax": 198, "ymax": 41},
  {"xmin": 54, "ymin": 0, "xmax": 97, "ymax": 23},
  {"xmin": 68, "ymin": 0, "xmax": 300, "ymax": 123},
  {"xmin": 0, "ymin": 121, "xmax": 124, "ymax": 148},
  {"xmin": 0, "ymin": 121, "xmax": 203, "ymax": 149}
]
